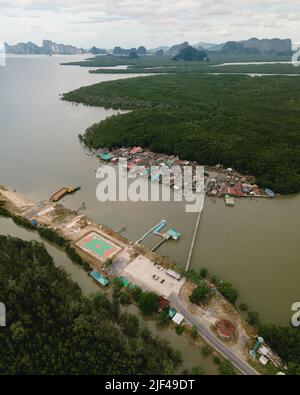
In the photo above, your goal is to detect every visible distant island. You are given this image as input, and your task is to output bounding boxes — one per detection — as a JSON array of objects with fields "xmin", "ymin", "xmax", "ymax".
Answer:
[
  {"xmin": 4, "ymin": 39, "xmax": 106, "ymax": 56},
  {"xmin": 166, "ymin": 41, "xmax": 189, "ymax": 56},
  {"xmin": 221, "ymin": 37, "xmax": 292, "ymax": 55},
  {"xmin": 4, "ymin": 37, "xmax": 294, "ymax": 56},
  {"xmin": 173, "ymin": 46, "xmax": 209, "ymax": 62},
  {"xmin": 89, "ymin": 46, "xmax": 107, "ymax": 55},
  {"xmin": 159, "ymin": 38, "xmax": 293, "ymax": 56},
  {"xmin": 5, "ymin": 39, "xmax": 85, "ymax": 55},
  {"xmin": 113, "ymin": 46, "xmax": 147, "ymax": 56}
]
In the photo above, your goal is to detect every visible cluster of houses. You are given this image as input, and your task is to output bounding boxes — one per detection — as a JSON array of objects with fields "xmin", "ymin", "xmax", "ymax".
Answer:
[
  {"xmin": 96, "ymin": 146, "xmax": 178, "ymax": 165},
  {"xmin": 94, "ymin": 147, "xmax": 275, "ymax": 200},
  {"xmin": 95, "ymin": 146, "xmax": 201, "ymax": 191},
  {"xmin": 206, "ymin": 164, "xmax": 275, "ymax": 199}
]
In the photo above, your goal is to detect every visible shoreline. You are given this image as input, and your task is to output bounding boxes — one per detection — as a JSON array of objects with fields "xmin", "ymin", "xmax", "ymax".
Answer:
[
  {"xmin": 0, "ymin": 53, "xmax": 296, "ymax": 378},
  {"xmin": 0, "ymin": 186, "xmax": 284, "ymax": 376},
  {"xmin": 89, "ymin": 145, "xmax": 276, "ymax": 200}
]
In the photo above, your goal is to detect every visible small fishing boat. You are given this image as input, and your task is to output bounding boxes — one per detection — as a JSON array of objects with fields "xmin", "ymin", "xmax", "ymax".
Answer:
[{"xmin": 67, "ymin": 186, "xmax": 81, "ymax": 194}]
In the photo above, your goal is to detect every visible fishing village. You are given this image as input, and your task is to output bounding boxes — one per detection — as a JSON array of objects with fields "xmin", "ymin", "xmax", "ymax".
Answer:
[
  {"xmin": 2, "ymin": 3, "xmax": 300, "ymax": 376},
  {"xmin": 0, "ymin": 182, "xmax": 283, "ymax": 376},
  {"xmin": 92, "ymin": 146, "xmax": 276, "ymax": 207}
]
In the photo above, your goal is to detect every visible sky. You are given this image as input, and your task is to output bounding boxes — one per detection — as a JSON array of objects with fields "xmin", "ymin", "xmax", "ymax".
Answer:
[{"xmin": 1, "ymin": 0, "xmax": 299, "ymax": 49}]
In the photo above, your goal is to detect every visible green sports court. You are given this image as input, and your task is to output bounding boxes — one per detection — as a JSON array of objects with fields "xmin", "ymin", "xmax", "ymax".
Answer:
[{"xmin": 76, "ymin": 232, "xmax": 121, "ymax": 262}]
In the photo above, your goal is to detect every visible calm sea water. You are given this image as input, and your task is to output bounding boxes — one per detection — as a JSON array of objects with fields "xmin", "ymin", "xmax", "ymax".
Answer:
[{"xmin": 0, "ymin": 55, "xmax": 299, "ymax": 325}]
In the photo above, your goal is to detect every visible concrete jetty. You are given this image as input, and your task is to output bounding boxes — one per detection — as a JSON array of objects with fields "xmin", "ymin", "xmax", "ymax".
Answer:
[{"xmin": 185, "ymin": 208, "xmax": 203, "ymax": 271}]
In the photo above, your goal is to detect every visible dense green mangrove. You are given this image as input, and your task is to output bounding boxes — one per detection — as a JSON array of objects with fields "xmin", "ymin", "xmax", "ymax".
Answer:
[
  {"xmin": 63, "ymin": 73, "xmax": 300, "ymax": 194},
  {"xmin": 0, "ymin": 235, "xmax": 182, "ymax": 374}
]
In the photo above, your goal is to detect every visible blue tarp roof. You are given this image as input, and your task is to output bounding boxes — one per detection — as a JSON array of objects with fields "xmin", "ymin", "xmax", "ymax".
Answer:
[
  {"xmin": 100, "ymin": 152, "xmax": 113, "ymax": 161},
  {"xmin": 167, "ymin": 229, "xmax": 182, "ymax": 240},
  {"xmin": 168, "ymin": 307, "xmax": 177, "ymax": 318},
  {"xmin": 90, "ymin": 270, "xmax": 109, "ymax": 286},
  {"xmin": 152, "ymin": 221, "xmax": 167, "ymax": 234}
]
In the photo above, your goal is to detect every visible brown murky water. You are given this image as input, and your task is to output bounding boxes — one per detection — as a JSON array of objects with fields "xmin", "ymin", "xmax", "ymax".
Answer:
[
  {"xmin": 0, "ymin": 55, "xmax": 299, "ymax": 327},
  {"xmin": 0, "ymin": 215, "xmax": 218, "ymax": 374}
]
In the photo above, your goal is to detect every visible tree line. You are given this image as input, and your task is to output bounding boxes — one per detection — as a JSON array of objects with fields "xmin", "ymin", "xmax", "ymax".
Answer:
[
  {"xmin": 0, "ymin": 235, "xmax": 182, "ymax": 374},
  {"xmin": 63, "ymin": 73, "xmax": 300, "ymax": 194}
]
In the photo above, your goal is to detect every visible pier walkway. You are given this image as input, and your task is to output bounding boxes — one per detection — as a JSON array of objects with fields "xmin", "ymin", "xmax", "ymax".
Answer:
[
  {"xmin": 185, "ymin": 208, "xmax": 202, "ymax": 271},
  {"xmin": 135, "ymin": 219, "xmax": 167, "ymax": 245}
]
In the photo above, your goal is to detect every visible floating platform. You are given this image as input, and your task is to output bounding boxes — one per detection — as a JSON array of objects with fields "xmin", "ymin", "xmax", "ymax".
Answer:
[
  {"xmin": 150, "ymin": 229, "xmax": 181, "ymax": 252},
  {"xmin": 167, "ymin": 229, "xmax": 182, "ymax": 240},
  {"xmin": 135, "ymin": 219, "xmax": 167, "ymax": 244}
]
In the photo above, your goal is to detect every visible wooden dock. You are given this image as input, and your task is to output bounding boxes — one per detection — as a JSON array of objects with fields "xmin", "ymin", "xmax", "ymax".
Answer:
[
  {"xmin": 135, "ymin": 219, "xmax": 167, "ymax": 245},
  {"xmin": 150, "ymin": 238, "xmax": 167, "ymax": 252},
  {"xmin": 150, "ymin": 232, "xmax": 170, "ymax": 252}
]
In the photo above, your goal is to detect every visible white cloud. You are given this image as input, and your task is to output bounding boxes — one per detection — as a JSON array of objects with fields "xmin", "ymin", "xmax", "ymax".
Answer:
[{"xmin": 0, "ymin": 0, "xmax": 299, "ymax": 47}]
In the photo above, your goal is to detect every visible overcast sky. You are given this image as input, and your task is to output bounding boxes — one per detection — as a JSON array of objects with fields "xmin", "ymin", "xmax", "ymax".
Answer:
[{"xmin": 1, "ymin": 0, "xmax": 299, "ymax": 48}]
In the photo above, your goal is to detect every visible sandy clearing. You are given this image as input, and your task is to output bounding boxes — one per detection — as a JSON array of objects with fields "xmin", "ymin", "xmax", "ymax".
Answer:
[{"xmin": 0, "ymin": 189, "xmax": 35, "ymax": 210}]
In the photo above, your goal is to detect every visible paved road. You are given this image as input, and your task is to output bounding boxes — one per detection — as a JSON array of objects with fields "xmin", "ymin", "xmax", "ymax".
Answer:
[{"xmin": 169, "ymin": 292, "xmax": 259, "ymax": 376}]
